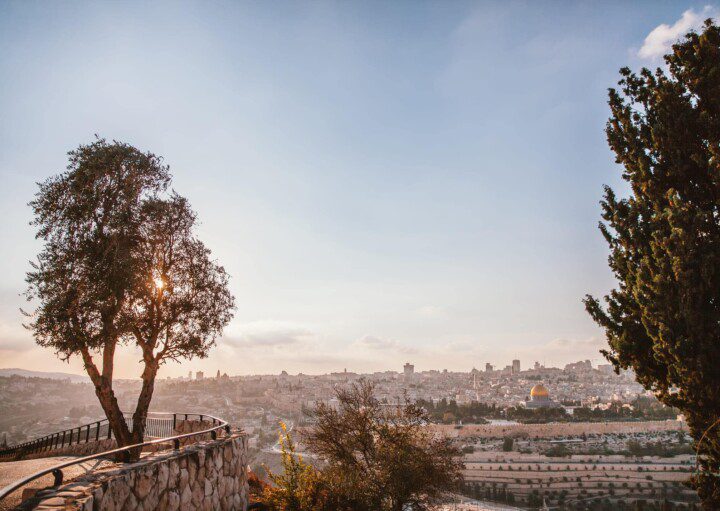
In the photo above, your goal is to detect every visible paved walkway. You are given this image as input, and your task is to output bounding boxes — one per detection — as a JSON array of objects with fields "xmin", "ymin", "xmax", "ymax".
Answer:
[{"xmin": 0, "ymin": 457, "xmax": 114, "ymax": 510}]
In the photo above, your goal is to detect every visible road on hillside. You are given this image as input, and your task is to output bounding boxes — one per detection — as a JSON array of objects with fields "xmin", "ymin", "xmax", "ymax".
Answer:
[
  {"xmin": 0, "ymin": 456, "xmax": 113, "ymax": 510},
  {"xmin": 443, "ymin": 494, "xmax": 524, "ymax": 511}
]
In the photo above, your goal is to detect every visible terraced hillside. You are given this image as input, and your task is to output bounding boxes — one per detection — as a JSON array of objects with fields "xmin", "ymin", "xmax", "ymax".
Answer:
[{"xmin": 462, "ymin": 455, "xmax": 697, "ymax": 508}]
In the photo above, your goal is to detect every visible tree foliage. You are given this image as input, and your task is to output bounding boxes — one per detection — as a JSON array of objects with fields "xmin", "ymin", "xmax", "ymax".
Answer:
[
  {"xmin": 261, "ymin": 381, "xmax": 462, "ymax": 511},
  {"xmin": 583, "ymin": 20, "xmax": 720, "ymax": 507},
  {"xmin": 25, "ymin": 138, "xmax": 235, "ymax": 452},
  {"xmin": 262, "ymin": 423, "xmax": 329, "ymax": 511},
  {"xmin": 305, "ymin": 380, "xmax": 463, "ymax": 511}
]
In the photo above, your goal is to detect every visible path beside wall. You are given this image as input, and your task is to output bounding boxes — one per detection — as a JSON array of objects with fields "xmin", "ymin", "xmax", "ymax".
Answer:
[{"xmin": 17, "ymin": 432, "xmax": 249, "ymax": 511}]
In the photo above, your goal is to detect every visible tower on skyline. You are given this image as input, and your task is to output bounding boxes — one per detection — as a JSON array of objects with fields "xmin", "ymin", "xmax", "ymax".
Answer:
[{"xmin": 403, "ymin": 363, "xmax": 414, "ymax": 379}]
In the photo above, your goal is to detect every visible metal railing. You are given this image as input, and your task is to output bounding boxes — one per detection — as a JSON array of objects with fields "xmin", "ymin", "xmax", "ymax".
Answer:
[
  {"xmin": 0, "ymin": 412, "xmax": 218, "ymax": 461},
  {"xmin": 0, "ymin": 412, "xmax": 231, "ymax": 504}
]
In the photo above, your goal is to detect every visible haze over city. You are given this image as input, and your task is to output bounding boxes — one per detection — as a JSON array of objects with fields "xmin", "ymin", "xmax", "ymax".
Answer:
[{"xmin": 1, "ymin": 1, "xmax": 715, "ymax": 378}]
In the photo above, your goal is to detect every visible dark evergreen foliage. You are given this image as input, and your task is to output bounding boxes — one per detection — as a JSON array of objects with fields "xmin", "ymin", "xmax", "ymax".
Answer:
[{"xmin": 584, "ymin": 21, "xmax": 720, "ymax": 507}]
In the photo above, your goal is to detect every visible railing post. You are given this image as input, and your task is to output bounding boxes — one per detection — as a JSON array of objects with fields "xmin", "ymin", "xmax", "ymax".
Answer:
[
  {"xmin": 173, "ymin": 413, "xmax": 177, "ymax": 431},
  {"xmin": 52, "ymin": 468, "xmax": 63, "ymax": 486},
  {"xmin": 96, "ymin": 421, "xmax": 100, "ymax": 441},
  {"xmin": 107, "ymin": 422, "xmax": 112, "ymax": 440},
  {"xmin": 76, "ymin": 427, "xmax": 81, "ymax": 445},
  {"xmin": 86, "ymin": 424, "xmax": 90, "ymax": 442},
  {"xmin": 61, "ymin": 431, "xmax": 66, "ymax": 448}
]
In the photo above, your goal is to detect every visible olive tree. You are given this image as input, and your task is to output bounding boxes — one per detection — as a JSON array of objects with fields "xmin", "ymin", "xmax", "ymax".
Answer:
[{"xmin": 25, "ymin": 138, "xmax": 235, "ymax": 454}]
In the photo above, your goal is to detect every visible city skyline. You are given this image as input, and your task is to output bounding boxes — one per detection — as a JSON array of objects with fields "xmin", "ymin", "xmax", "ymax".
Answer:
[{"xmin": 1, "ymin": 2, "xmax": 715, "ymax": 378}]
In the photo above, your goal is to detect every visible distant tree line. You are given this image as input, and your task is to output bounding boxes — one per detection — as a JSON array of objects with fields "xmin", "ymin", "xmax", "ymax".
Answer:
[
  {"xmin": 416, "ymin": 396, "xmax": 677, "ymax": 424},
  {"xmin": 415, "ymin": 398, "xmax": 495, "ymax": 423}
]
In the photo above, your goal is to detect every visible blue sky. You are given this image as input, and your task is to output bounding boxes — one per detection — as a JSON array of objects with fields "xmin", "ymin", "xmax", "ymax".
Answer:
[{"xmin": 0, "ymin": 1, "xmax": 714, "ymax": 377}]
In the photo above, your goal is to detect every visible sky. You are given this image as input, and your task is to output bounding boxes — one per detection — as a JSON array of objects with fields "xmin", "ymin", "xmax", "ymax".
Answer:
[{"xmin": 0, "ymin": 1, "xmax": 715, "ymax": 378}]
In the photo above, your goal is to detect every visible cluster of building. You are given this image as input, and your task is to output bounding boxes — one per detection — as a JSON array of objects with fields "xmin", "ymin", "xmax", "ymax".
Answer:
[
  {"xmin": 143, "ymin": 358, "xmax": 648, "ymax": 449},
  {"xmin": 0, "ymin": 359, "xmax": 650, "ymax": 452}
]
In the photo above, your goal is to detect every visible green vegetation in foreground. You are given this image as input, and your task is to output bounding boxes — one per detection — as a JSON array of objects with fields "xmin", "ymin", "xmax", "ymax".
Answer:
[{"xmin": 258, "ymin": 381, "xmax": 462, "ymax": 511}]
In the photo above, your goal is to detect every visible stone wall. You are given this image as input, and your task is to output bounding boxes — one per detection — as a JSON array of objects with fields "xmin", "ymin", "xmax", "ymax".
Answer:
[
  {"xmin": 174, "ymin": 420, "xmax": 215, "ymax": 446},
  {"xmin": 18, "ymin": 432, "xmax": 249, "ymax": 511},
  {"xmin": 432, "ymin": 419, "xmax": 687, "ymax": 439}
]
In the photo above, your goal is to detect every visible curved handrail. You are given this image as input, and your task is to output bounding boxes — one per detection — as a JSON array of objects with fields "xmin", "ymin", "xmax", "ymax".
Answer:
[
  {"xmin": 0, "ymin": 418, "xmax": 114, "ymax": 460},
  {"xmin": 0, "ymin": 412, "xmax": 232, "ymax": 503},
  {"xmin": 0, "ymin": 411, "xmax": 214, "ymax": 460}
]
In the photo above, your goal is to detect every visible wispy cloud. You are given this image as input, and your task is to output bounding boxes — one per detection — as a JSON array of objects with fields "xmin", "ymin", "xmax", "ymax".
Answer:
[
  {"xmin": 638, "ymin": 7, "xmax": 717, "ymax": 60},
  {"xmin": 545, "ymin": 337, "xmax": 603, "ymax": 350},
  {"xmin": 355, "ymin": 335, "xmax": 418, "ymax": 355},
  {"xmin": 223, "ymin": 321, "xmax": 318, "ymax": 349},
  {"xmin": 415, "ymin": 305, "xmax": 448, "ymax": 319}
]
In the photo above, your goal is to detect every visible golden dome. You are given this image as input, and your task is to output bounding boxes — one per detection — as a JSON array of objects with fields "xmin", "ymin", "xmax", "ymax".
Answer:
[{"xmin": 530, "ymin": 384, "xmax": 549, "ymax": 398}]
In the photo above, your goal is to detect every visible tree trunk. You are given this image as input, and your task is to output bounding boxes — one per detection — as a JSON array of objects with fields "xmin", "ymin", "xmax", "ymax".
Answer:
[
  {"xmin": 95, "ymin": 381, "xmax": 133, "ymax": 448},
  {"xmin": 80, "ymin": 347, "xmax": 133, "ymax": 449},
  {"xmin": 127, "ymin": 359, "xmax": 158, "ymax": 460}
]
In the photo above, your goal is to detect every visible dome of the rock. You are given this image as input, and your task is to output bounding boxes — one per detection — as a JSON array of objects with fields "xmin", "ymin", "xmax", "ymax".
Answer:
[{"xmin": 530, "ymin": 384, "xmax": 549, "ymax": 399}]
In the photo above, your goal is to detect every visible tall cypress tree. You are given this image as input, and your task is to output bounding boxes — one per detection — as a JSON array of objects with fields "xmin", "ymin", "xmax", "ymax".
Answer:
[{"xmin": 584, "ymin": 20, "xmax": 720, "ymax": 507}]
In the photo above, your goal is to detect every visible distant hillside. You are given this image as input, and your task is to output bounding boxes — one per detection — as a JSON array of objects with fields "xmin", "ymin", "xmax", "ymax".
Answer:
[{"xmin": 0, "ymin": 367, "xmax": 89, "ymax": 383}]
